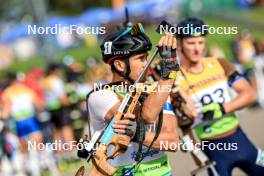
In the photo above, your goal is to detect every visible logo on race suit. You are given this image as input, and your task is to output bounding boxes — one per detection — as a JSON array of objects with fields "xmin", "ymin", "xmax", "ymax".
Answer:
[
  {"xmin": 104, "ymin": 41, "xmax": 112, "ymax": 54},
  {"xmin": 121, "ymin": 160, "xmax": 169, "ymax": 175},
  {"xmin": 130, "ymin": 149, "xmax": 159, "ymax": 161},
  {"xmin": 142, "ymin": 161, "xmax": 168, "ymax": 173},
  {"xmin": 203, "ymin": 125, "xmax": 212, "ymax": 133},
  {"xmin": 208, "ymin": 61, "xmax": 215, "ymax": 67},
  {"xmin": 122, "ymin": 168, "xmax": 134, "ymax": 176}
]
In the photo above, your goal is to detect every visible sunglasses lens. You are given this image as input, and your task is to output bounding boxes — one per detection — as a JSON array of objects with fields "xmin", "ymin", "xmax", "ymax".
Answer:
[{"xmin": 114, "ymin": 23, "xmax": 144, "ymax": 41}]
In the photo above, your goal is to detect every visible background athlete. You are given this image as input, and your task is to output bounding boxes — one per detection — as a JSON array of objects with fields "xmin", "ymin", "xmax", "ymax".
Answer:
[{"xmin": 173, "ymin": 17, "xmax": 264, "ymax": 176}]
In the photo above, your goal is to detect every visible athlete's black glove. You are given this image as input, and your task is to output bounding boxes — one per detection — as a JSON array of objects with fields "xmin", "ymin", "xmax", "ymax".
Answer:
[
  {"xmin": 124, "ymin": 120, "xmax": 137, "ymax": 137},
  {"xmin": 158, "ymin": 46, "xmax": 179, "ymax": 79},
  {"xmin": 202, "ymin": 103, "xmax": 226, "ymax": 120}
]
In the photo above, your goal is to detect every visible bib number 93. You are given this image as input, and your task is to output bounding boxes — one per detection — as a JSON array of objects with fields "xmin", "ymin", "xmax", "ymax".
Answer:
[{"xmin": 200, "ymin": 88, "xmax": 225, "ymax": 105}]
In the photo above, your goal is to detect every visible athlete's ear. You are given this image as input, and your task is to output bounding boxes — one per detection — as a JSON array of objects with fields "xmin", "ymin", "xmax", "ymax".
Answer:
[
  {"xmin": 177, "ymin": 38, "xmax": 182, "ymax": 49},
  {"xmin": 113, "ymin": 59, "xmax": 126, "ymax": 72}
]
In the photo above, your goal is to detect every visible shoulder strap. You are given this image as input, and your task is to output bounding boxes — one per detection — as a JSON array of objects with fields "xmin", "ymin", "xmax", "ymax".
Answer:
[
  {"xmin": 124, "ymin": 110, "xmax": 163, "ymax": 175},
  {"xmin": 217, "ymin": 58, "xmax": 236, "ymax": 77}
]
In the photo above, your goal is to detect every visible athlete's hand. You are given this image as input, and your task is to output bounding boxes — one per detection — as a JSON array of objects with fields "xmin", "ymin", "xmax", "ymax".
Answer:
[
  {"xmin": 158, "ymin": 33, "xmax": 179, "ymax": 79},
  {"xmin": 112, "ymin": 113, "xmax": 137, "ymax": 138},
  {"xmin": 158, "ymin": 33, "xmax": 177, "ymax": 56},
  {"xmin": 202, "ymin": 103, "xmax": 226, "ymax": 120}
]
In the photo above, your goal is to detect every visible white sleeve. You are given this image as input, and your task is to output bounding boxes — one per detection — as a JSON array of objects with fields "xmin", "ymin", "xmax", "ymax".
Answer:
[{"xmin": 88, "ymin": 89, "xmax": 120, "ymax": 121}]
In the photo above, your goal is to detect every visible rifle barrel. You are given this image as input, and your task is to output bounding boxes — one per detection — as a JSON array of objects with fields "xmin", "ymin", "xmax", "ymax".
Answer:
[{"xmin": 134, "ymin": 48, "xmax": 159, "ymax": 84}]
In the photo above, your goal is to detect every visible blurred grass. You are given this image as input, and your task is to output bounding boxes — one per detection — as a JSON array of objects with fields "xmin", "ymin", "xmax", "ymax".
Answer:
[
  {"xmin": 43, "ymin": 159, "xmax": 88, "ymax": 176},
  {"xmin": 1, "ymin": 7, "xmax": 264, "ymax": 79},
  {"xmin": 233, "ymin": 6, "xmax": 264, "ymax": 23},
  {"xmin": 140, "ymin": 16, "xmax": 264, "ymax": 61},
  {"xmin": 205, "ymin": 17, "xmax": 264, "ymax": 60},
  {"xmin": 0, "ymin": 56, "xmax": 46, "ymax": 81}
]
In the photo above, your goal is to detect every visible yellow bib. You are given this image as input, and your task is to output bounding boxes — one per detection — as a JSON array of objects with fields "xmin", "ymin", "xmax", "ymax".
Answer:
[{"xmin": 174, "ymin": 57, "xmax": 238, "ymax": 139}]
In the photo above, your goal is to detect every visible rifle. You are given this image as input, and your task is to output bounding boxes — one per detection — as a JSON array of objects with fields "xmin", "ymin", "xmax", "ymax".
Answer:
[
  {"xmin": 123, "ymin": 7, "xmax": 133, "ymax": 28},
  {"xmin": 116, "ymin": 7, "xmax": 133, "ymax": 30},
  {"xmin": 171, "ymin": 88, "xmax": 219, "ymax": 176}
]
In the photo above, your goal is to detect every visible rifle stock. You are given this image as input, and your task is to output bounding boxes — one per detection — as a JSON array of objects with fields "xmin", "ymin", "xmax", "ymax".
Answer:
[
  {"xmin": 171, "ymin": 89, "xmax": 197, "ymax": 127},
  {"xmin": 90, "ymin": 143, "xmax": 117, "ymax": 175},
  {"xmin": 181, "ymin": 128, "xmax": 205, "ymax": 167},
  {"xmin": 89, "ymin": 85, "xmax": 143, "ymax": 175}
]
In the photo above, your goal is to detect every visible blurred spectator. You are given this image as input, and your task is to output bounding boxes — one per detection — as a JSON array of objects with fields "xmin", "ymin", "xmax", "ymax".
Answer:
[
  {"xmin": 0, "ymin": 45, "xmax": 14, "ymax": 70},
  {"xmin": 89, "ymin": 63, "xmax": 113, "ymax": 84},
  {"xmin": 63, "ymin": 55, "xmax": 84, "ymax": 82},
  {"xmin": 63, "ymin": 57, "xmax": 87, "ymax": 140},
  {"xmin": 23, "ymin": 68, "xmax": 46, "ymax": 108},
  {"xmin": 254, "ymin": 39, "xmax": 264, "ymax": 108},
  {"xmin": 258, "ymin": 0, "xmax": 264, "ymax": 6},
  {"xmin": 1, "ymin": 72, "xmax": 43, "ymax": 176},
  {"xmin": 209, "ymin": 43, "xmax": 226, "ymax": 58},
  {"xmin": 232, "ymin": 30, "xmax": 258, "ymax": 94},
  {"xmin": 42, "ymin": 64, "xmax": 75, "ymax": 155},
  {"xmin": 237, "ymin": 30, "xmax": 256, "ymax": 64},
  {"xmin": 0, "ymin": 80, "xmax": 8, "ymax": 130}
]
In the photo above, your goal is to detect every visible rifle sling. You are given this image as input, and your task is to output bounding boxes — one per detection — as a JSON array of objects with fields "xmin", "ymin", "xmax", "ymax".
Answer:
[
  {"xmin": 86, "ymin": 81, "xmax": 125, "ymax": 139},
  {"xmin": 86, "ymin": 81, "xmax": 164, "ymax": 173}
]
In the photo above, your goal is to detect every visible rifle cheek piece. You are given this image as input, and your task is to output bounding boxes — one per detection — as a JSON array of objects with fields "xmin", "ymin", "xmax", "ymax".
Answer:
[{"xmin": 170, "ymin": 90, "xmax": 196, "ymax": 128}]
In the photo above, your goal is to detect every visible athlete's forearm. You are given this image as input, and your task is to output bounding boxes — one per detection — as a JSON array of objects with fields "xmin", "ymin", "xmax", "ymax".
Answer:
[
  {"xmin": 142, "ymin": 79, "xmax": 174, "ymax": 123},
  {"xmin": 223, "ymin": 86, "xmax": 256, "ymax": 113},
  {"xmin": 143, "ymin": 131, "xmax": 179, "ymax": 152},
  {"xmin": 224, "ymin": 95, "xmax": 255, "ymax": 113}
]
